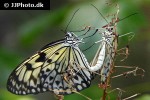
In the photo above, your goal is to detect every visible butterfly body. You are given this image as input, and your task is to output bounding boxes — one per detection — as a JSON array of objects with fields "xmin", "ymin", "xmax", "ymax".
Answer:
[
  {"xmin": 90, "ymin": 24, "xmax": 118, "ymax": 87},
  {"xmin": 89, "ymin": 37, "xmax": 106, "ymax": 72}
]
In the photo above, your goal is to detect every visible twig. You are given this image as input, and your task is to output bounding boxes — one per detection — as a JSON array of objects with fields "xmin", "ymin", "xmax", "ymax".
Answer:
[{"xmin": 122, "ymin": 93, "xmax": 140, "ymax": 100}]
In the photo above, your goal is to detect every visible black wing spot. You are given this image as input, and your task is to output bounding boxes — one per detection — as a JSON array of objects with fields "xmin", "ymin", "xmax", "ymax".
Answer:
[
  {"xmin": 55, "ymin": 52, "xmax": 59, "ymax": 55},
  {"xmin": 49, "ymin": 76, "xmax": 54, "ymax": 80},
  {"xmin": 74, "ymin": 76, "xmax": 78, "ymax": 80},
  {"xmin": 42, "ymin": 74, "xmax": 47, "ymax": 80},
  {"xmin": 55, "ymin": 81, "xmax": 60, "ymax": 85},
  {"xmin": 25, "ymin": 63, "xmax": 33, "ymax": 70},
  {"xmin": 35, "ymin": 52, "xmax": 46, "ymax": 62},
  {"xmin": 41, "ymin": 71, "xmax": 45, "ymax": 74},
  {"xmin": 46, "ymin": 68, "xmax": 50, "ymax": 72},
  {"xmin": 107, "ymin": 62, "xmax": 110, "ymax": 66},
  {"xmin": 47, "ymin": 59, "xmax": 52, "ymax": 63}
]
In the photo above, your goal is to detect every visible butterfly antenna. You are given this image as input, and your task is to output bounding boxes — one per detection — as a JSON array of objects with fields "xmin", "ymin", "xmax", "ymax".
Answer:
[
  {"xmin": 119, "ymin": 13, "xmax": 138, "ymax": 22},
  {"xmin": 83, "ymin": 29, "xmax": 99, "ymax": 39},
  {"xmin": 64, "ymin": 9, "xmax": 80, "ymax": 32},
  {"xmin": 61, "ymin": 29, "xmax": 65, "ymax": 33},
  {"xmin": 91, "ymin": 4, "xmax": 109, "ymax": 24},
  {"xmin": 83, "ymin": 43, "xmax": 95, "ymax": 52}
]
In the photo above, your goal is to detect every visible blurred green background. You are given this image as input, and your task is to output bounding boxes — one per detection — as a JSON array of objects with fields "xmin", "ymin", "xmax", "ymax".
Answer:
[{"xmin": 0, "ymin": 0, "xmax": 150, "ymax": 100}]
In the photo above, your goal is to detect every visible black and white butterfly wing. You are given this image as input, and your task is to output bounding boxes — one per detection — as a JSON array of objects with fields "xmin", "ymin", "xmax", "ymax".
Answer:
[
  {"xmin": 40, "ymin": 45, "xmax": 92, "ymax": 95},
  {"xmin": 7, "ymin": 39, "xmax": 65, "ymax": 95},
  {"xmin": 7, "ymin": 39, "xmax": 92, "ymax": 95}
]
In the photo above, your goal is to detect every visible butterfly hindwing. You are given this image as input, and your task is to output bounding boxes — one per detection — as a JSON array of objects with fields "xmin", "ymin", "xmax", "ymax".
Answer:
[{"xmin": 40, "ymin": 45, "xmax": 92, "ymax": 95}]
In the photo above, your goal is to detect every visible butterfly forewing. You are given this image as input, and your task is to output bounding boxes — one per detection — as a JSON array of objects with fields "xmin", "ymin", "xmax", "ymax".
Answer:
[{"xmin": 7, "ymin": 40, "xmax": 65, "ymax": 95}]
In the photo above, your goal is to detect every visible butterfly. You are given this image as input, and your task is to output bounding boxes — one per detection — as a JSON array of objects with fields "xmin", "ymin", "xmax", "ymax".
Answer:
[
  {"xmin": 99, "ymin": 23, "xmax": 118, "ymax": 87},
  {"xmin": 90, "ymin": 5, "xmax": 119, "ymax": 88},
  {"xmin": 7, "ymin": 31, "xmax": 93, "ymax": 95}
]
